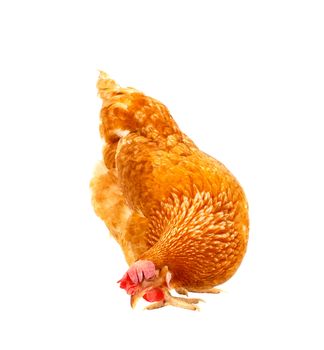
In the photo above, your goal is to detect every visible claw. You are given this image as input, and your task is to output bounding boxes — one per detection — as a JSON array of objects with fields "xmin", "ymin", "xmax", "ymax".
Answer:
[
  {"xmin": 144, "ymin": 290, "xmax": 203, "ymax": 311},
  {"xmin": 145, "ymin": 301, "xmax": 165, "ymax": 310}
]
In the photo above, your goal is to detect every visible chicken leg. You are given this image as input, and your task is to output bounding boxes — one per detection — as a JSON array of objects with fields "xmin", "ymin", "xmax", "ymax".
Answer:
[{"xmin": 145, "ymin": 290, "xmax": 203, "ymax": 311}]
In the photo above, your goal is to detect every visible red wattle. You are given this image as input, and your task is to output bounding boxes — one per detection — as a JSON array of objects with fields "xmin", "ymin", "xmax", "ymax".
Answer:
[{"xmin": 143, "ymin": 288, "xmax": 164, "ymax": 302}]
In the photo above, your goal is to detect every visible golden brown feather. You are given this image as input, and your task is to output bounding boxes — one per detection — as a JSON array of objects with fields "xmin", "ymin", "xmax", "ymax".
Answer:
[{"xmin": 90, "ymin": 71, "xmax": 249, "ymax": 310}]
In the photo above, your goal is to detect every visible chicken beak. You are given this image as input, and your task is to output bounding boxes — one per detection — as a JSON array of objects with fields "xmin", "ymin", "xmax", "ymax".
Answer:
[{"xmin": 130, "ymin": 292, "xmax": 142, "ymax": 309}]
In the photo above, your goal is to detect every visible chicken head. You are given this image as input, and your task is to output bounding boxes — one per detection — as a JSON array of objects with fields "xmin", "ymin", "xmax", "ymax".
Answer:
[{"xmin": 118, "ymin": 261, "xmax": 172, "ymax": 308}]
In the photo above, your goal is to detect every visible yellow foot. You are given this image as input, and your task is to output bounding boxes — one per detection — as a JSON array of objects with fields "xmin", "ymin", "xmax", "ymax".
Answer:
[
  {"xmin": 145, "ymin": 290, "xmax": 203, "ymax": 311},
  {"xmin": 175, "ymin": 287, "xmax": 189, "ymax": 296},
  {"xmin": 187, "ymin": 287, "xmax": 222, "ymax": 294}
]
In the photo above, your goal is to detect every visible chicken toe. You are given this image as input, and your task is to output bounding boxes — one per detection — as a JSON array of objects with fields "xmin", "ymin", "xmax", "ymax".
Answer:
[
  {"xmin": 175, "ymin": 287, "xmax": 189, "ymax": 296},
  {"xmin": 188, "ymin": 287, "xmax": 222, "ymax": 294},
  {"xmin": 145, "ymin": 290, "xmax": 203, "ymax": 311}
]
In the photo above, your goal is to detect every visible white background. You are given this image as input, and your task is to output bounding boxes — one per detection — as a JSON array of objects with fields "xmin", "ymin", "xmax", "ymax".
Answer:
[{"xmin": 1, "ymin": 1, "xmax": 323, "ymax": 349}]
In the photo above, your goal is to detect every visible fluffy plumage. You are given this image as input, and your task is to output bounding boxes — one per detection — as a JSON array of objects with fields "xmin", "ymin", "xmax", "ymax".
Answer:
[{"xmin": 91, "ymin": 72, "xmax": 249, "ymax": 310}]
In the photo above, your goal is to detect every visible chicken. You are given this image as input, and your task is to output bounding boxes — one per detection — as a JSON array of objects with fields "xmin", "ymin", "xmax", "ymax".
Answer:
[{"xmin": 91, "ymin": 71, "xmax": 249, "ymax": 310}]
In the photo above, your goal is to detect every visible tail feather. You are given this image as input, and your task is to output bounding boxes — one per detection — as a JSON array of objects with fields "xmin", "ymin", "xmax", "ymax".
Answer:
[
  {"xmin": 96, "ymin": 71, "xmax": 180, "ymax": 146},
  {"xmin": 97, "ymin": 70, "xmax": 121, "ymax": 100}
]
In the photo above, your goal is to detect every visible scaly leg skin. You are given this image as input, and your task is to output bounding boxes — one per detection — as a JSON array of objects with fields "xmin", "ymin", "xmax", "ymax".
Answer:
[
  {"xmin": 145, "ymin": 290, "xmax": 203, "ymax": 311},
  {"xmin": 175, "ymin": 287, "xmax": 189, "ymax": 296},
  {"xmin": 187, "ymin": 287, "xmax": 222, "ymax": 294}
]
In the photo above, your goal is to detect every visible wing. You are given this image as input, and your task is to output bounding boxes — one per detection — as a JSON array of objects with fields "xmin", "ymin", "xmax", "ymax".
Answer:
[{"xmin": 90, "ymin": 162, "xmax": 152, "ymax": 265}]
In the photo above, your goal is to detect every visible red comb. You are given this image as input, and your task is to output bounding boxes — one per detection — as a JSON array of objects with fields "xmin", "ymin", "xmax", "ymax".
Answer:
[{"xmin": 118, "ymin": 260, "xmax": 156, "ymax": 295}]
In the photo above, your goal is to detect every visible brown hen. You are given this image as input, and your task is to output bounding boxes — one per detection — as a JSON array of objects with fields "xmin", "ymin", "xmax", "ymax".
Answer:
[{"xmin": 91, "ymin": 71, "xmax": 249, "ymax": 310}]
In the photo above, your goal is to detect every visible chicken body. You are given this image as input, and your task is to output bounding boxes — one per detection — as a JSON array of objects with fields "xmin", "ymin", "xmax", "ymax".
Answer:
[{"xmin": 91, "ymin": 72, "xmax": 249, "ymax": 307}]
